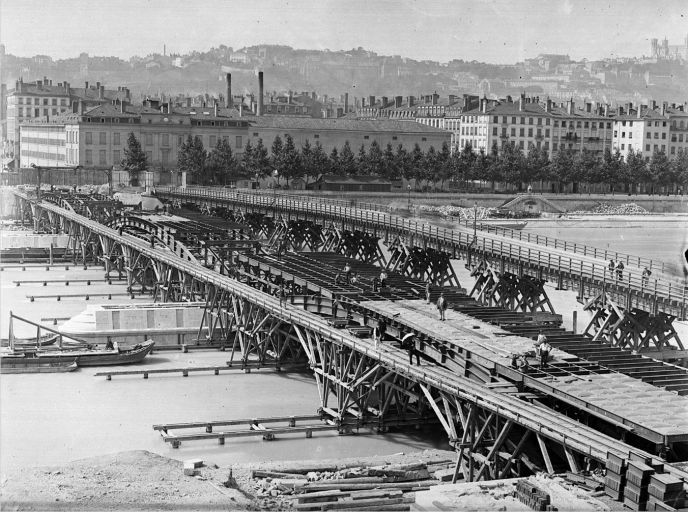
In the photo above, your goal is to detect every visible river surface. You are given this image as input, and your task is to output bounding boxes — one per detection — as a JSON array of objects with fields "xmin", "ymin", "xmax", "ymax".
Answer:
[{"xmin": 1, "ymin": 219, "xmax": 686, "ymax": 472}]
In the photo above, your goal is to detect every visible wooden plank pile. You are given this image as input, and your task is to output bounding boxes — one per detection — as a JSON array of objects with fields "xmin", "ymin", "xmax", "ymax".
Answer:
[
  {"xmin": 250, "ymin": 460, "xmax": 453, "ymax": 511},
  {"xmin": 513, "ymin": 479, "xmax": 554, "ymax": 511},
  {"xmin": 604, "ymin": 451, "xmax": 686, "ymax": 511}
]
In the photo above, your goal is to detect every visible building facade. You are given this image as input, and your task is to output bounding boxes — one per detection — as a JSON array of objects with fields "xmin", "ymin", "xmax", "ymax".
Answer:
[
  {"xmin": 19, "ymin": 100, "xmax": 249, "ymax": 172},
  {"xmin": 247, "ymin": 116, "xmax": 450, "ymax": 155},
  {"xmin": 5, "ymin": 77, "xmax": 130, "ymax": 168}
]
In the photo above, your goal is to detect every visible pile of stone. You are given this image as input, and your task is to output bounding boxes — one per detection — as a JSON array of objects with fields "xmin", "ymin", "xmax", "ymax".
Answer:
[
  {"xmin": 571, "ymin": 202, "xmax": 649, "ymax": 215},
  {"xmin": 418, "ymin": 204, "xmax": 495, "ymax": 220}
]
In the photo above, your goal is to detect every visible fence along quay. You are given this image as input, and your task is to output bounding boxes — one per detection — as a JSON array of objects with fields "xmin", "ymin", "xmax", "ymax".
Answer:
[{"xmin": 11, "ymin": 189, "xmax": 688, "ymax": 486}]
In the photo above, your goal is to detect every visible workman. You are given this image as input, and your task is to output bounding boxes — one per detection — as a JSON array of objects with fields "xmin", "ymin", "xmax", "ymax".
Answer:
[
  {"xmin": 437, "ymin": 292, "xmax": 447, "ymax": 321},
  {"xmin": 425, "ymin": 280, "xmax": 432, "ymax": 304},
  {"xmin": 401, "ymin": 332, "xmax": 420, "ymax": 366},
  {"xmin": 539, "ymin": 340, "xmax": 552, "ymax": 368},
  {"xmin": 344, "ymin": 263, "xmax": 352, "ymax": 283},
  {"xmin": 379, "ymin": 270, "xmax": 388, "ymax": 288}
]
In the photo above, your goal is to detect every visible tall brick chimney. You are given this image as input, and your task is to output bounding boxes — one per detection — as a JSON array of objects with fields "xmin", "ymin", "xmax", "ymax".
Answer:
[
  {"xmin": 258, "ymin": 71, "xmax": 264, "ymax": 116},
  {"xmin": 344, "ymin": 92, "xmax": 349, "ymax": 113},
  {"xmin": 226, "ymin": 73, "xmax": 232, "ymax": 108}
]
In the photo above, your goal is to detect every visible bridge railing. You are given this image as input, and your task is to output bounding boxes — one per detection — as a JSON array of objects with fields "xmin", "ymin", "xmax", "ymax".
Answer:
[
  {"xmin": 156, "ymin": 187, "xmax": 688, "ymax": 310},
  {"xmin": 451, "ymin": 217, "xmax": 668, "ymax": 274},
  {"xmin": 163, "ymin": 186, "xmax": 667, "ymax": 274},
  {"xmin": 180, "ymin": 185, "xmax": 391, "ymax": 214}
]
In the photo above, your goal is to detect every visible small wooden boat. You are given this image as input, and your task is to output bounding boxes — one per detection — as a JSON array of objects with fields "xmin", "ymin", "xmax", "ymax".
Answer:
[
  {"xmin": 0, "ymin": 334, "xmax": 58, "ymax": 348},
  {"xmin": 0, "ymin": 361, "xmax": 78, "ymax": 374},
  {"xmin": 1, "ymin": 340, "xmax": 155, "ymax": 367}
]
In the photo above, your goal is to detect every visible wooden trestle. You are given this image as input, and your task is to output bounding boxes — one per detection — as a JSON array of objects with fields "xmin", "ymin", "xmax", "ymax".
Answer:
[{"xmin": 11, "ymin": 189, "xmax": 688, "ymax": 485}]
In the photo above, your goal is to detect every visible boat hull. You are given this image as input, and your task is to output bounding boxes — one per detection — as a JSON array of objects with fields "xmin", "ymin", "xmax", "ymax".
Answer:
[
  {"xmin": 1, "ymin": 341, "xmax": 155, "ymax": 367},
  {"xmin": 0, "ymin": 361, "xmax": 78, "ymax": 374}
]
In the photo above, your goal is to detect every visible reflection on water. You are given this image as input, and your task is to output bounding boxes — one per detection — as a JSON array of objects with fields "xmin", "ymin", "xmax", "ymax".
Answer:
[
  {"xmin": 0, "ymin": 351, "xmax": 446, "ymax": 471},
  {"xmin": 523, "ymin": 222, "xmax": 688, "ymax": 277}
]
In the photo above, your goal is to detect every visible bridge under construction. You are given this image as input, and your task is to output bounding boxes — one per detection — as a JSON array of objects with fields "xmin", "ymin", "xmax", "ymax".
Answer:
[{"xmin": 9, "ymin": 186, "xmax": 688, "ymax": 489}]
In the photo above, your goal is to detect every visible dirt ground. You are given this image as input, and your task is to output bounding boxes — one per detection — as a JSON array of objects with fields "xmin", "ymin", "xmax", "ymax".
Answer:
[{"xmin": 1, "ymin": 448, "xmax": 457, "ymax": 511}]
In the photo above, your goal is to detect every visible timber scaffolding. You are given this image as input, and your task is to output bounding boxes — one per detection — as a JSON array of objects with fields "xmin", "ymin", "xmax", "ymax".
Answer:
[
  {"xmin": 229, "ymin": 250, "xmax": 688, "ymax": 447},
  {"xmin": 10, "ymin": 190, "xmax": 688, "ymax": 486},
  {"xmin": 155, "ymin": 187, "xmax": 687, "ymax": 321}
]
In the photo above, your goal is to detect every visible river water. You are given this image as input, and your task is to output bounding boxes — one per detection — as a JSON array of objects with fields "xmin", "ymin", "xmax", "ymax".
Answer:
[{"xmin": 1, "ymin": 218, "xmax": 686, "ymax": 472}]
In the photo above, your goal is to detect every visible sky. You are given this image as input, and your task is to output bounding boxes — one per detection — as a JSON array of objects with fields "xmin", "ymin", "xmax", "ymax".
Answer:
[{"xmin": 1, "ymin": 0, "xmax": 687, "ymax": 64}]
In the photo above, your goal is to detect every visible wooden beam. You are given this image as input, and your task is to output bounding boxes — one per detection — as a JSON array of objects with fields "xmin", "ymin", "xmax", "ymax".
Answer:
[{"xmin": 536, "ymin": 433, "xmax": 555, "ymax": 474}]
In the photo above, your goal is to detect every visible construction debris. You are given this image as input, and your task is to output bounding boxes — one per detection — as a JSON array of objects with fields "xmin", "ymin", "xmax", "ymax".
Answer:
[{"xmin": 570, "ymin": 202, "xmax": 649, "ymax": 215}]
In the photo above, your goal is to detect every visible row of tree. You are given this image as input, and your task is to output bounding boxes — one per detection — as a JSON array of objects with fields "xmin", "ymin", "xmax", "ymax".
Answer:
[{"xmin": 121, "ymin": 131, "xmax": 688, "ymax": 191}]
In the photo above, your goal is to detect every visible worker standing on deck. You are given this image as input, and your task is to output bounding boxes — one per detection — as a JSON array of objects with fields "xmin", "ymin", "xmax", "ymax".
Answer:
[
  {"xmin": 344, "ymin": 263, "xmax": 352, "ymax": 284},
  {"xmin": 278, "ymin": 283, "xmax": 287, "ymax": 307},
  {"xmin": 425, "ymin": 280, "xmax": 432, "ymax": 304},
  {"xmin": 402, "ymin": 332, "xmax": 420, "ymax": 366},
  {"xmin": 641, "ymin": 267, "xmax": 651, "ymax": 286},
  {"xmin": 616, "ymin": 261, "xmax": 624, "ymax": 281},
  {"xmin": 608, "ymin": 260, "xmax": 615, "ymax": 277},
  {"xmin": 539, "ymin": 339, "xmax": 552, "ymax": 368},
  {"xmin": 437, "ymin": 292, "xmax": 447, "ymax": 321},
  {"xmin": 379, "ymin": 270, "xmax": 388, "ymax": 288}
]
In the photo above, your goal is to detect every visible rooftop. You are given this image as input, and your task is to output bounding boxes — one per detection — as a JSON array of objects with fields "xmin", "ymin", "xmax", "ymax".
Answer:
[{"xmin": 250, "ymin": 116, "xmax": 449, "ymax": 134}]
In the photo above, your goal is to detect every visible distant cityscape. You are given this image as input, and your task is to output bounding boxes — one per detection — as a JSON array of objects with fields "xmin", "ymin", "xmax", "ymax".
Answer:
[{"xmin": 1, "ymin": 36, "xmax": 688, "ymax": 191}]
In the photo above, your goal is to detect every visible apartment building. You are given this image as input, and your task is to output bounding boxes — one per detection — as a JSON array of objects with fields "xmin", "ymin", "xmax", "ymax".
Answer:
[
  {"xmin": 19, "ymin": 99, "xmax": 249, "ymax": 171},
  {"xmin": 611, "ymin": 103, "xmax": 671, "ymax": 160},
  {"xmin": 5, "ymin": 77, "xmax": 130, "ymax": 167}
]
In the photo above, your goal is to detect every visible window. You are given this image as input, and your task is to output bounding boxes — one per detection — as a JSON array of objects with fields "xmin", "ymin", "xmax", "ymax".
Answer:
[
  {"xmin": 661, "ymin": 133, "xmax": 666, "ymax": 140},
  {"xmin": 654, "ymin": 132, "xmax": 659, "ymax": 139},
  {"xmin": 493, "ymin": 116, "xmax": 498, "ymax": 123},
  {"xmin": 614, "ymin": 131, "xmax": 618, "ymax": 137},
  {"xmin": 607, "ymin": 123, "xmax": 611, "ymax": 129},
  {"xmin": 113, "ymin": 150, "xmax": 121, "ymax": 163},
  {"xmin": 584, "ymin": 122, "xmax": 589, "ymax": 128},
  {"xmin": 209, "ymin": 135, "xmax": 216, "ymax": 147},
  {"xmin": 528, "ymin": 128, "xmax": 533, "ymax": 137},
  {"xmin": 511, "ymin": 117, "xmax": 516, "ymax": 124},
  {"xmin": 492, "ymin": 127, "xmax": 498, "ymax": 136},
  {"xmin": 671, "ymin": 147, "xmax": 676, "ymax": 155},
  {"xmin": 621, "ymin": 144, "xmax": 625, "ymax": 150},
  {"xmin": 162, "ymin": 133, "xmax": 169, "ymax": 146},
  {"xmin": 99, "ymin": 132, "xmax": 106, "ymax": 145},
  {"xmin": 519, "ymin": 141, "xmax": 524, "ymax": 149},
  {"xmin": 647, "ymin": 132, "xmax": 652, "ymax": 139},
  {"xmin": 511, "ymin": 128, "xmax": 516, "ymax": 136},
  {"xmin": 363, "ymin": 135, "xmax": 369, "ymax": 140},
  {"xmin": 680, "ymin": 134, "xmax": 685, "ymax": 142},
  {"xmin": 421, "ymin": 137, "xmax": 427, "ymax": 142},
  {"xmin": 661, "ymin": 144, "xmax": 666, "ymax": 151},
  {"xmin": 178, "ymin": 135, "xmax": 184, "ymax": 146},
  {"xmin": 554, "ymin": 120, "xmax": 559, "ymax": 127},
  {"xmin": 519, "ymin": 128, "xmax": 524, "ymax": 136},
  {"xmin": 621, "ymin": 132, "xmax": 625, "ymax": 138},
  {"xmin": 61, "ymin": 99, "xmax": 66, "ymax": 106},
  {"xmin": 502, "ymin": 116, "xmax": 507, "ymax": 123},
  {"xmin": 85, "ymin": 149, "xmax": 93, "ymax": 164},
  {"xmin": 646, "ymin": 144, "xmax": 650, "ymax": 151},
  {"xmin": 85, "ymin": 132, "xmax": 92, "ymax": 145},
  {"xmin": 545, "ymin": 129, "xmax": 550, "ymax": 137},
  {"xmin": 562, "ymin": 121, "xmax": 567, "ymax": 128},
  {"xmin": 146, "ymin": 151, "xmax": 153, "ymax": 161},
  {"xmin": 537, "ymin": 118, "xmax": 542, "ymax": 125},
  {"xmin": 113, "ymin": 132, "xmax": 120, "ymax": 145},
  {"xmin": 99, "ymin": 150, "xmax": 107, "ymax": 165},
  {"xmin": 145, "ymin": 134, "xmax": 153, "ymax": 145},
  {"xmin": 43, "ymin": 98, "xmax": 48, "ymax": 105},
  {"xmin": 553, "ymin": 142, "xmax": 558, "ymax": 151},
  {"xmin": 546, "ymin": 118, "xmax": 550, "ymax": 126},
  {"xmin": 520, "ymin": 117, "xmax": 525, "ymax": 125},
  {"xmin": 52, "ymin": 99, "xmax": 57, "ymax": 106},
  {"xmin": 629, "ymin": 132, "xmax": 632, "ymax": 139},
  {"xmin": 536, "ymin": 129, "xmax": 542, "ymax": 137},
  {"xmin": 622, "ymin": 121, "xmax": 626, "ymax": 127},
  {"xmin": 314, "ymin": 134, "xmax": 320, "ymax": 139},
  {"xmin": 528, "ymin": 118, "xmax": 533, "ymax": 125},
  {"xmin": 253, "ymin": 132, "xmax": 259, "ymax": 137},
  {"xmin": 235, "ymin": 136, "xmax": 242, "ymax": 148},
  {"xmin": 52, "ymin": 108, "xmax": 57, "ymax": 115}
]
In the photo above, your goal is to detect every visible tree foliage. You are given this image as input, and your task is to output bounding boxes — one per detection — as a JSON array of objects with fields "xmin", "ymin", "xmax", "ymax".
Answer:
[{"xmin": 121, "ymin": 132, "xmax": 147, "ymax": 186}]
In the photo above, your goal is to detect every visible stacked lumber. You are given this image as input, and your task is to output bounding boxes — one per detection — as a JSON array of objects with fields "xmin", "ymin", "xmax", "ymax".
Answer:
[
  {"xmin": 513, "ymin": 479, "xmax": 554, "ymax": 511},
  {"xmin": 251, "ymin": 461, "xmax": 448, "ymax": 511},
  {"xmin": 604, "ymin": 452, "xmax": 627, "ymax": 501},
  {"xmin": 604, "ymin": 452, "xmax": 686, "ymax": 512}
]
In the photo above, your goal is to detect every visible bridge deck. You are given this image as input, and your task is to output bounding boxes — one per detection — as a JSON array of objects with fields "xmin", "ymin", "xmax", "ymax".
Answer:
[
  {"xmin": 362, "ymin": 299, "xmax": 688, "ymax": 443},
  {"xmin": 14, "ymin": 191, "xmax": 688, "ymax": 478}
]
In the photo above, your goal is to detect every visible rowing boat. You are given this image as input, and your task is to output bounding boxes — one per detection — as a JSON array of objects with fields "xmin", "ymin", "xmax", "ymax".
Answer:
[
  {"xmin": 0, "ymin": 361, "xmax": 78, "ymax": 374},
  {"xmin": 1, "ymin": 340, "xmax": 155, "ymax": 367}
]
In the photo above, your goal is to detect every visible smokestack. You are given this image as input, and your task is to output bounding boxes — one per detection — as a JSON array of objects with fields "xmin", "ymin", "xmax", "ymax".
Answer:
[
  {"xmin": 226, "ymin": 73, "xmax": 232, "ymax": 108},
  {"xmin": 637, "ymin": 105, "xmax": 642, "ymax": 119},
  {"xmin": 369, "ymin": 95, "xmax": 375, "ymax": 108},
  {"xmin": 344, "ymin": 92, "xmax": 349, "ymax": 113},
  {"xmin": 214, "ymin": 102, "xmax": 218, "ymax": 117},
  {"xmin": 408, "ymin": 95, "xmax": 415, "ymax": 107},
  {"xmin": 85, "ymin": 81, "xmax": 89, "ymax": 90},
  {"xmin": 395, "ymin": 96, "xmax": 402, "ymax": 108},
  {"xmin": 99, "ymin": 85, "xmax": 104, "ymax": 100},
  {"xmin": 78, "ymin": 99, "xmax": 84, "ymax": 115},
  {"xmin": 120, "ymin": 99, "xmax": 125, "ymax": 113},
  {"xmin": 586, "ymin": 102, "xmax": 591, "ymax": 113},
  {"xmin": 567, "ymin": 99, "xmax": 574, "ymax": 115},
  {"xmin": 258, "ymin": 71, "xmax": 264, "ymax": 116},
  {"xmin": 519, "ymin": 93, "xmax": 525, "ymax": 112}
]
